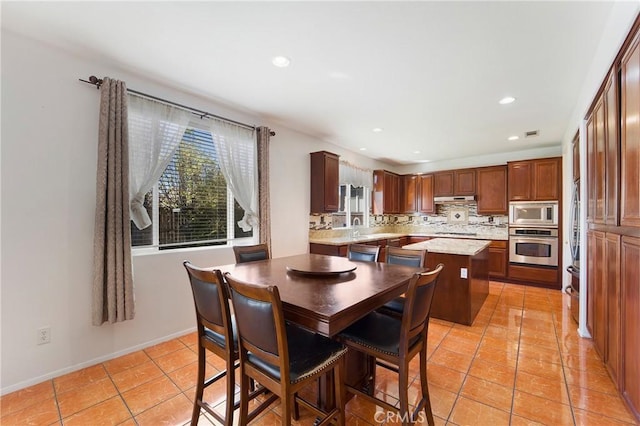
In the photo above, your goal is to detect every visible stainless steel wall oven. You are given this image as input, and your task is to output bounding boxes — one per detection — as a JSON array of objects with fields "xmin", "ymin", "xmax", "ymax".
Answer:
[{"xmin": 509, "ymin": 227, "xmax": 559, "ymax": 267}]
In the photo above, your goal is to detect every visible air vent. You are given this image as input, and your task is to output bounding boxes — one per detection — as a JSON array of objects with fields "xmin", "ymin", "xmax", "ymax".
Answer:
[{"xmin": 525, "ymin": 130, "xmax": 539, "ymax": 138}]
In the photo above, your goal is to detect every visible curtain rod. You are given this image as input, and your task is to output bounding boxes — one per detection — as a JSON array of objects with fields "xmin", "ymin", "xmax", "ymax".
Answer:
[{"xmin": 79, "ymin": 75, "xmax": 275, "ymax": 136}]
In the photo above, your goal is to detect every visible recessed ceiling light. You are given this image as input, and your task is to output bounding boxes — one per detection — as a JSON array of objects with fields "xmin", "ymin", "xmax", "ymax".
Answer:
[
  {"xmin": 272, "ymin": 56, "xmax": 291, "ymax": 68},
  {"xmin": 372, "ymin": 128, "xmax": 383, "ymax": 133},
  {"xmin": 508, "ymin": 135, "xmax": 519, "ymax": 141},
  {"xmin": 499, "ymin": 96, "xmax": 516, "ymax": 105},
  {"xmin": 413, "ymin": 150, "xmax": 421, "ymax": 154},
  {"xmin": 359, "ymin": 147, "xmax": 367, "ymax": 151}
]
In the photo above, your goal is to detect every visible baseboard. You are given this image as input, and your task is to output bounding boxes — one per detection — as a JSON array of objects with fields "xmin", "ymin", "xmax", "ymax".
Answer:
[{"xmin": 0, "ymin": 326, "xmax": 196, "ymax": 396}]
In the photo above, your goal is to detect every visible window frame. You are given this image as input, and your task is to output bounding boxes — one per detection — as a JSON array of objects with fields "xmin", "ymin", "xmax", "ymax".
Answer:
[{"xmin": 131, "ymin": 119, "xmax": 258, "ymax": 253}]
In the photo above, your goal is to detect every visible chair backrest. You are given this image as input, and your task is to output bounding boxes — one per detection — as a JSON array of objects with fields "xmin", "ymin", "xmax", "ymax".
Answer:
[
  {"xmin": 233, "ymin": 244, "xmax": 270, "ymax": 264},
  {"xmin": 386, "ymin": 246, "xmax": 426, "ymax": 267},
  {"xmin": 183, "ymin": 261, "xmax": 233, "ymax": 345},
  {"xmin": 347, "ymin": 243, "xmax": 380, "ymax": 262},
  {"xmin": 400, "ymin": 263, "xmax": 444, "ymax": 350},
  {"xmin": 225, "ymin": 273, "xmax": 289, "ymax": 373}
]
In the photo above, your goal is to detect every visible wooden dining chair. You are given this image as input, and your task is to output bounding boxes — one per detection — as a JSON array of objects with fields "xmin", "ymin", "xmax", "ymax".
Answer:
[
  {"xmin": 182, "ymin": 261, "xmax": 240, "ymax": 426},
  {"xmin": 377, "ymin": 247, "xmax": 427, "ymax": 316},
  {"xmin": 347, "ymin": 243, "xmax": 380, "ymax": 262},
  {"xmin": 232, "ymin": 243, "xmax": 270, "ymax": 263},
  {"xmin": 338, "ymin": 263, "xmax": 444, "ymax": 426},
  {"xmin": 225, "ymin": 272, "xmax": 347, "ymax": 426}
]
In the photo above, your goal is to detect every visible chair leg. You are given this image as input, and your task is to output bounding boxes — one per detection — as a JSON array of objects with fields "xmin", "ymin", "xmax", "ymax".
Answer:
[
  {"xmin": 420, "ymin": 348, "xmax": 435, "ymax": 426},
  {"xmin": 239, "ymin": 365, "xmax": 250, "ymax": 426},
  {"xmin": 334, "ymin": 359, "xmax": 346, "ymax": 426},
  {"xmin": 398, "ymin": 362, "xmax": 410, "ymax": 426},
  {"xmin": 224, "ymin": 356, "xmax": 236, "ymax": 426},
  {"xmin": 191, "ymin": 345, "xmax": 206, "ymax": 426},
  {"xmin": 282, "ymin": 390, "xmax": 292, "ymax": 426}
]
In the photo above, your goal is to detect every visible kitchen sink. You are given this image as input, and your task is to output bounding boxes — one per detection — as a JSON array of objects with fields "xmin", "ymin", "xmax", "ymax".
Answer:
[{"xmin": 434, "ymin": 231, "xmax": 477, "ymax": 236}]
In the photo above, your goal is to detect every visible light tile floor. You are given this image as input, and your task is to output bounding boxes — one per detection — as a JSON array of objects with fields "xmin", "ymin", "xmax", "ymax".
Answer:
[{"xmin": 1, "ymin": 282, "xmax": 638, "ymax": 425}]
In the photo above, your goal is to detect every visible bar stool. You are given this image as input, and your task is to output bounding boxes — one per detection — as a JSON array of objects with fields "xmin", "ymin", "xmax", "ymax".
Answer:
[
  {"xmin": 225, "ymin": 273, "xmax": 347, "ymax": 426},
  {"xmin": 232, "ymin": 244, "xmax": 270, "ymax": 263},
  {"xmin": 182, "ymin": 261, "xmax": 240, "ymax": 426},
  {"xmin": 347, "ymin": 243, "xmax": 380, "ymax": 262},
  {"xmin": 338, "ymin": 264, "xmax": 444, "ymax": 426},
  {"xmin": 377, "ymin": 246, "xmax": 427, "ymax": 316}
]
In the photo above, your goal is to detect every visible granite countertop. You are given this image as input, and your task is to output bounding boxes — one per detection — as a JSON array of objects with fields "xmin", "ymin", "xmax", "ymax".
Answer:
[
  {"xmin": 403, "ymin": 238, "xmax": 491, "ymax": 256},
  {"xmin": 309, "ymin": 233, "xmax": 406, "ymax": 246},
  {"xmin": 309, "ymin": 229, "xmax": 507, "ymax": 246}
]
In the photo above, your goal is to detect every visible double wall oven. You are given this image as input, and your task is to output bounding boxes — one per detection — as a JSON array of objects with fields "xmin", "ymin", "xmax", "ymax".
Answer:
[{"xmin": 508, "ymin": 201, "xmax": 559, "ymax": 267}]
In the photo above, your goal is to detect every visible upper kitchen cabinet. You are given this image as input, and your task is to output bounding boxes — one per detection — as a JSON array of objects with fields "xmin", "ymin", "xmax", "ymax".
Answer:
[
  {"xmin": 310, "ymin": 151, "xmax": 339, "ymax": 213},
  {"xmin": 418, "ymin": 174, "xmax": 435, "ymax": 214},
  {"xmin": 373, "ymin": 170, "xmax": 400, "ymax": 214},
  {"xmin": 508, "ymin": 157, "xmax": 561, "ymax": 201},
  {"xmin": 433, "ymin": 169, "xmax": 476, "ymax": 197},
  {"xmin": 621, "ymin": 29, "xmax": 640, "ymax": 228},
  {"xmin": 401, "ymin": 174, "xmax": 418, "ymax": 213},
  {"xmin": 587, "ymin": 68, "xmax": 621, "ymax": 225},
  {"xmin": 476, "ymin": 165, "xmax": 507, "ymax": 215},
  {"xmin": 400, "ymin": 173, "xmax": 435, "ymax": 214}
]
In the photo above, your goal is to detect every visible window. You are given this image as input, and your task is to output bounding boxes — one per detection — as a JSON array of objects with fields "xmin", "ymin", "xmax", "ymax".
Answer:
[
  {"xmin": 131, "ymin": 123, "xmax": 253, "ymax": 250},
  {"xmin": 336, "ymin": 184, "xmax": 370, "ymax": 228}
]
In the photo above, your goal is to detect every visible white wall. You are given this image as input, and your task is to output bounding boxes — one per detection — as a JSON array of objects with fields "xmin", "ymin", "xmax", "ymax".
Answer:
[{"xmin": 0, "ymin": 30, "xmax": 388, "ymax": 394}]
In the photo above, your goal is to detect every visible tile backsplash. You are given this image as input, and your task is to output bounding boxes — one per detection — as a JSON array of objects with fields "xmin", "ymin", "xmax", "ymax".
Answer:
[{"xmin": 309, "ymin": 202, "xmax": 508, "ymax": 231}]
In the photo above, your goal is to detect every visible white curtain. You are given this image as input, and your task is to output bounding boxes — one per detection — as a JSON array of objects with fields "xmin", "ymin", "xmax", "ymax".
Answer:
[
  {"xmin": 339, "ymin": 160, "xmax": 373, "ymax": 188},
  {"xmin": 128, "ymin": 94, "xmax": 191, "ymax": 229},
  {"xmin": 210, "ymin": 119, "xmax": 258, "ymax": 232}
]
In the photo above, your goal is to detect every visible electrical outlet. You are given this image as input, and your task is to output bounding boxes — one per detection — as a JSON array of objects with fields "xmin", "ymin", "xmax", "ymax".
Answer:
[
  {"xmin": 460, "ymin": 268, "xmax": 468, "ymax": 279},
  {"xmin": 37, "ymin": 327, "xmax": 51, "ymax": 345}
]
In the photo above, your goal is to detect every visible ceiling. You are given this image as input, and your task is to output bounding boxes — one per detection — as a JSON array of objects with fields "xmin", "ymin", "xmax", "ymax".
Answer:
[{"xmin": 1, "ymin": 1, "xmax": 621, "ymax": 165}]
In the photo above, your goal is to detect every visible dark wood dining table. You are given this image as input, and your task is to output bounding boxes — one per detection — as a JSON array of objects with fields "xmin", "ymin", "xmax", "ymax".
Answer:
[
  {"xmin": 218, "ymin": 253, "xmax": 426, "ymax": 338},
  {"xmin": 218, "ymin": 252, "xmax": 426, "ymax": 408}
]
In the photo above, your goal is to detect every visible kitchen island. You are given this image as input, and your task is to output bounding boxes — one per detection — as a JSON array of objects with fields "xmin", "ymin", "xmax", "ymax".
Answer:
[{"xmin": 403, "ymin": 238, "xmax": 490, "ymax": 326}]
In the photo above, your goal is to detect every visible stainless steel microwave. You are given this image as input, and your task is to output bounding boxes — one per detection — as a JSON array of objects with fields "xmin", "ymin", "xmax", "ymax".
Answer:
[{"xmin": 509, "ymin": 201, "xmax": 558, "ymax": 227}]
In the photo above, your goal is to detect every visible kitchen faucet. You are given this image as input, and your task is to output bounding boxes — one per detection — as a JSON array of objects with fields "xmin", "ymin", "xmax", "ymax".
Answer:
[{"xmin": 351, "ymin": 217, "xmax": 361, "ymax": 238}]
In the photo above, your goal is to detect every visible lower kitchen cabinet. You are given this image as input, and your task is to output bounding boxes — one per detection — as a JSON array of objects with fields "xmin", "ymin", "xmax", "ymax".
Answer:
[
  {"xmin": 488, "ymin": 240, "xmax": 507, "ymax": 278},
  {"xmin": 622, "ymin": 235, "xmax": 640, "ymax": 417},
  {"xmin": 309, "ymin": 243, "xmax": 347, "ymax": 257}
]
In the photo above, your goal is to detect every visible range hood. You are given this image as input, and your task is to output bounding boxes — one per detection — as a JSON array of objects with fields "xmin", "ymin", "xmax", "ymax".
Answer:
[{"xmin": 433, "ymin": 195, "xmax": 476, "ymax": 204}]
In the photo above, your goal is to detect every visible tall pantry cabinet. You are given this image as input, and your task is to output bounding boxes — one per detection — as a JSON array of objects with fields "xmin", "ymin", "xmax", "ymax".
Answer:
[{"xmin": 586, "ymin": 15, "xmax": 640, "ymax": 421}]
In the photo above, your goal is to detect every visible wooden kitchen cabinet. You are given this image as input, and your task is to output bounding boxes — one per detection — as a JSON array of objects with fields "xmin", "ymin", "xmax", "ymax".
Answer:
[
  {"xmin": 591, "ymin": 231, "xmax": 607, "ymax": 360},
  {"xmin": 588, "ymin": 98, "xmax": 606, "ymax": 224},
  {"xmin": 401, "ymin": 174, "xmax": 418, "ymax": 213},
  {"xmin": 604, "ymin": 70, "xmax": 620, "ymax": 226},
  {"xmin": 310, "ymin": 151, "xmax": 339, "ymax": 213},
  {"xmin": 532, "ymin": 158, "xmax": 561, "ymax": 201},
  {"xmin": 488, "ymin": 240, "xmax": 507, "ymax": 278},
  {"xmin": 622, "ymin": 236, "xmax": 640, "ymax": 414},
  {"xmin": 373, "ymin": 170, "xmax": 400, "ymax": 214},
  {"xmin": 455, "ymin": 169, "xmax": 476, "ymax": 196},
  {"xmin": 508, "ymin": 157, "xmax": 560, "ymax": 201},
  {"xmin": 418, "ymin": 174, "xmax": 435, "ymax": 214},
  {"xmin": 621, "ymin": 30, "xmax": 640, "ymax": 228},
  {"xmin": 584, "ymin": 18, "xmax": 640, "ymax": 421},
  {"xmin": 587, "ymin": 114, "xmax": 596, "ymax": 222},
  {"xmin": 434, "ymin": 171, "xmax": 454, "ymax": 197},
  {"xmin": 476, "ymin": 165, "xmax": 507, "ymax": 215},
  {"xmin": 605, "ymin": 233, "xmax": 621, "ymax": 384},
  {"xmin": 507, "ymin": 161, "xmax": 532, "ymax": 201},
  {"xmin": 401, "ymin": 173, "xmax": 435, "ymax": 214},
  {"xmin": 434, "ymin": 169, "xmax": 476, "ymax": 196}
]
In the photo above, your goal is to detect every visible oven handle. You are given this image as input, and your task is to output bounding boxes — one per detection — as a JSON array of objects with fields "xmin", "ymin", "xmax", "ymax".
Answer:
[{"xmin": 510, "ymin": 236, "xmax": 558, "ymax": 243}]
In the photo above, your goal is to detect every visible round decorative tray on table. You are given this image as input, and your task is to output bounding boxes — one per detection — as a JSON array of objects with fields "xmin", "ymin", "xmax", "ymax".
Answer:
[{"xmin": 286, "ymin": 255, "xmax": 357, "ymax": 276}]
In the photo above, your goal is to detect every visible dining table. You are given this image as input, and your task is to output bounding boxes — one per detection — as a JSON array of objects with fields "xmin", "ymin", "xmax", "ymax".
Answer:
[
  {"xmin": 218, "ymin": 253, "xmax": 426, "ymax": 338},
  {"xmin": 217, "ymin": 252, "xmax": 427, "ymax": 407}
]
